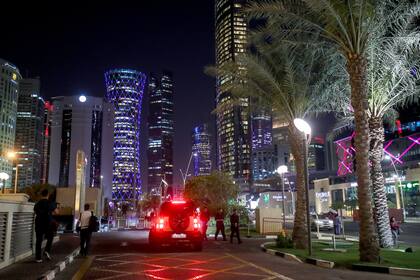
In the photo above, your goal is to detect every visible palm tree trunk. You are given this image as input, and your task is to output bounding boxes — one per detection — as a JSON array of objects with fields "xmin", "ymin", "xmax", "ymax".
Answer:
[
  {"xmin": 289, "ymin": 124, "xmax": 308, "ymax": 249},
  {"xmin": 369, "ymin": 116, "xmax": 394, "ymax": 248},
  {"xmin": 347, "ymin": 55, "xmax": 379, "ymax": 262}
]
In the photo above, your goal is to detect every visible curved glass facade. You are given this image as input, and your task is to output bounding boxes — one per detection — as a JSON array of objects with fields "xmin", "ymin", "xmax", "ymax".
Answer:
[{"xmin": 105, "ymin": 69, "xmax": 146, "ymax": 201}]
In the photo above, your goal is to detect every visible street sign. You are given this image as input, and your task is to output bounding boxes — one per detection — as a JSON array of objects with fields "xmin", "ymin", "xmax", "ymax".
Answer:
[{"xmin": 397, "ymin": 181, "xmax": 419, "ymax": 191}]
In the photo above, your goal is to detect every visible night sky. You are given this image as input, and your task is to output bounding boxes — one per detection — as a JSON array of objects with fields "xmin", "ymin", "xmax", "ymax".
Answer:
[{"xmin": 1, "ymin": 1, "xmax": 216, "ymax": 186}]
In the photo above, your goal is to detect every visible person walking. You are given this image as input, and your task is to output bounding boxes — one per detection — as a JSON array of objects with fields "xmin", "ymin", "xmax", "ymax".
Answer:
[
  {"xmin": 78, "ymin": 204, "xmax": 93, "ymax": 256},
  {"xmin": 200, "ymin": 207, "xmax": 210, "ymax": 241},
  {"xmin": 390, "ymin": 216, "xmax": 400, "ymax": 247},
  {"xmin": 214, "ymin": 208, "xmax": 226, "ymax": 241},
  {"xmin": 333, "ymin": 213, "xmax": 342, "ymax": 235},
  {"xmin": 34, "ymin": 189, "xmax": 57, "ymax": 262},
  {"xmin": 230, "ymin": 209, "xmax": 242, "ymax": 244}
]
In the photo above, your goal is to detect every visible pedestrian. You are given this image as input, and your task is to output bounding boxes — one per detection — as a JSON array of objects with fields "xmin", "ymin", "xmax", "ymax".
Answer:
[
  {"xmin": 78, "ymin": 204, "xmax": 93, "ymax": 256},
  {"xmin": 230, "ymin": 209, "xmax": 242, "ymax": 244},
  {"xmin": 390, "ymin": 216, "xmax": 400, "ymax": 247},
  {"xmin": 34, "ymin": 189, "xmax": 57, "ymax": 262},
  {"xmin": 333, "ymin": 213, "xmax": 342, "ymax": 235},
  {"xmin": 214, "ymin": 208, "xmax": 226, "ymax": 241},
  {"xmin": 200, "ymin": 207, "xmax": 210, "ymax": 241}
]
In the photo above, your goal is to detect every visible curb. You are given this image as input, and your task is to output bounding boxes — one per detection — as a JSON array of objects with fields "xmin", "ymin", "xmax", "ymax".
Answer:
[
  {"xmin": 38, "ymin": 248, "xmax": 79, "ymax": 280},
  {"xmin": 260, "ymin": 243, "xmax": 303, "ymax": 263},
  {"xmin": 352, "ymin": 264, "xmax": 420, "ymax": 278},
  {"xmin": 260, "ymin": 243, "xmax": 334, "ymax": 268}
]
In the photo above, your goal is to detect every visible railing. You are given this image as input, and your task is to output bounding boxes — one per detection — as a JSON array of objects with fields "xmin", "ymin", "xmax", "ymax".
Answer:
[
  {"xmin": 0, "ymin": 196, "xmax": 35, "ymax": 270},
  {"xmin": 262, "ymin": 217, "xmax": 283, "ymax": 234}
]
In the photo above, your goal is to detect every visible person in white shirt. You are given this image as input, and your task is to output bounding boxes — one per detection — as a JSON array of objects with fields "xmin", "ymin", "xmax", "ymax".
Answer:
[{"xmin": 78, "ymin": 204, "xmax": 92, "ymax": 256}]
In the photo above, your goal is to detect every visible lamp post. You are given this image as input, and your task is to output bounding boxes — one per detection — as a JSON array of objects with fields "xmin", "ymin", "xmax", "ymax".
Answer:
[
  {"xmin": 0, "ymin": 172, "xmax": 10, "ymax": 194},
  {"xmin": 180, "ymin": 152, "xmax": 198, "ymax": 187},
  {"xmin": 6, "ymin": 151, "xmax": 19, "ymax": 193},
  {"xmin": 294, "ymin": 118, "xmax": 312, "ymax": 256},
  {"xmin": 385, "ymin": 155, "xmax": 406, "ymax": 220},
  {"xmin": 277, "ymin": 165, "xmax": 288, "ymax": 230}
]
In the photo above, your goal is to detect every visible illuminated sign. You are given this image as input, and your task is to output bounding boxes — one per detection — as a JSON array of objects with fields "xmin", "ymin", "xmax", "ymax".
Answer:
[
  {"xmin": 316, "ymin": 192, "xmax": 329, "ymax": 202},
  {"xmin": 397, "ymin": 181, "xmax": 419, "ymax": 191}
]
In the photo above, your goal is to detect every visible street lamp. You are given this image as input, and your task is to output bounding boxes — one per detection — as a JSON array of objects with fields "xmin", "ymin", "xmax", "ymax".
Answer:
[
  {"xmin": 277, "ymin": 165, "xmax": 288, "ymax": 230},
  {"xmin": 294, "ymin": 118, "xmax": 312, "ymax": 256},
  {"xmin": 180, "ymin": 152, "xmax": 198, "ymax": 187},
  {"xmin": 385, "ymin": 155, "xmax": 406, "ymax": 220},
  {"xmin": 6, "ymin": 151, "xmax": 19, "ymax": 194},
  {"xmin": 0, "ymin": 172, "xmax": 10, "ymax": 194}
]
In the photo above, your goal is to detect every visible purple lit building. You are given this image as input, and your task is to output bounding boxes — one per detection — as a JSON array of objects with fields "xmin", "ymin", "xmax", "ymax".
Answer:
[
  {"xmin": 192, "ymin": 124, "xmax": 212, "ymax": 176},
  {"xmin": 105, "ymin": 69, "xmax": 146, "ymax": 202}
]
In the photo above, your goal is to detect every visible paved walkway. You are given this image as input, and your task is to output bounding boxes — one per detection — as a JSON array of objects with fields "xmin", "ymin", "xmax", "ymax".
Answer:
[{"xmin": 0, "ymin": 233, "xmax": 79, "ymax": 280}]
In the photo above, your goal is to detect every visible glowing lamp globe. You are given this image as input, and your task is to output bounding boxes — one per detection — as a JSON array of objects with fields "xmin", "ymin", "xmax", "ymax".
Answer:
[
  {"xmin": 294, "ymin": 118, "xmax": 311, "ymax": 135},
  {"xmin": 277, "ymin": 165, "xmax": 288, "ymax": 175},
  {"xmin": 79, "ymin": 95, "xmax": 87, "ymax": 103}
]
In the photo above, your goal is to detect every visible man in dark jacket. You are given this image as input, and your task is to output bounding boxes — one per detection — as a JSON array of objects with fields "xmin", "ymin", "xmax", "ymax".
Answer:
[
  {"xmin": 200, "ymin": 207, "xmax": 210, "ymax": 240},
  {"xmin": 214, "ymin": 208, "xmax": 226, "ymax": 241},
  {"xmin": 230, "ymin": 209, "xmax": 242, "ymax": 244},
  {"xmin": 34, "ymin": 189, "xmax": 57, "ymax": 262}
]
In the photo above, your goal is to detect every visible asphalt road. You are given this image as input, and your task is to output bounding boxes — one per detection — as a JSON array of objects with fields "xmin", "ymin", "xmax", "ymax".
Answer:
[{"xmin": 58, "ymin": 230, "xmax": 417, "ymax": 280}]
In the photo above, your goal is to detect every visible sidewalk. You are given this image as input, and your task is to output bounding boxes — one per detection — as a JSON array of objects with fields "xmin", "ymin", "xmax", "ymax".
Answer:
[{"xmin": 0, "ymin": 233, "xmax": 80, "ymax": 280}]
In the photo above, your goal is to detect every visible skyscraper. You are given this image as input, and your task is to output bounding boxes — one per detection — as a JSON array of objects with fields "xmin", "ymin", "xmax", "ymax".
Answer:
[
  {"xmin": 192, "ymin": 124, "xmax": 212, "ymax": 176},
  {"xmin": 251, "ymin": 111, "xmax": 276, "ymax": 181},
  {"xmin": 40, "ymin": 101, "xmax": 53, "ymax": 184},
  {"xmin": 13, "ymin": 78, "xmax": 45, "ymax": 190},
  {"xmin": 147, "ymin": 71, "xmax": 174, "ymax": 192},
  {"xmin": 48, "ymin": 95, "xmax": 113, "ymax": 192},
  {"xmin": 215, "ymin": 0, "xmax": 251, "ymax": 188},
  {"xmin": 105, "ymin": 69, "xmax": 146, "ymax": 201},
  {"xmin": 0, "ymin": 58, "xmax": 21, "ymax": 189}
]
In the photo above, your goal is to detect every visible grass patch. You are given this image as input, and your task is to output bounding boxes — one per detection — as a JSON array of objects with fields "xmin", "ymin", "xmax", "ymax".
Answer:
[{"xmin": 267, "ymin": 242, "xmax": 420, "ymax": 269}]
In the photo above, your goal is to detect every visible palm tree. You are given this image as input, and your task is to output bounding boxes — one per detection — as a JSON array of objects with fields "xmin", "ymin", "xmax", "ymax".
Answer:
[
  {"xmin": 246, "ymin": 0, "xmax": 420, "ymax": 261},
  {"xmin": 207, "ymin": 44, "xmax": 346, "ymax": 248},
  {"xmin": 330, "ymin": 6, "xmax": 420, "ymax": 248}
]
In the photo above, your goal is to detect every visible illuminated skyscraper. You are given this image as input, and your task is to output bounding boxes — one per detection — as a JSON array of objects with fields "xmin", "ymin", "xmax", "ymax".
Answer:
[
  {"xmin": 13, "ymin": 78, "xmax": 45, "ymax": 190},
  {"xmin": 147, "ymin": 71, "xmax": 174, "ymax": 192},
  {"xmin": 215, "ymin": 0, "xmax": 251, "ymax": 188},
  {"xmin": 192, "ymin": 124, "xmax": 212, "ymax": 176},
  {"xmin": 105, "ymin": 69, "xmax": 146, "ymax": 201},
  {"xmin": 0, "ymin": 58, "xmax": 21, "ymax": 190},
  {"xmin": 251, "ymin": 111, "xmax": 276, "ymax": 181}
]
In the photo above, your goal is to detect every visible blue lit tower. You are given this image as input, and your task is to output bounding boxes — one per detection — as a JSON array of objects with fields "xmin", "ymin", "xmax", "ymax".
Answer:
[
  {"xmin": 147, "ymin": 71, "xmax": 174, "ymax": 193},
  {"xmin": 192, "ymin": 124, "xmax": 212, "ymax": 176},
  {"xmin": 251, "ymin": 111, "xmax": 276, "ymax": 181},
  {"xmin": 105, "ymin": 69, "xmax": 146, "ymax": 202}
]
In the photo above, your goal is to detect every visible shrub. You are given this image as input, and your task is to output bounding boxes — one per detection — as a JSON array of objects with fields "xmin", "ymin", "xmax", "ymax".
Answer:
[{"xmin": 276, "ymin": 231, "xmax": 294, "ymax": 248}]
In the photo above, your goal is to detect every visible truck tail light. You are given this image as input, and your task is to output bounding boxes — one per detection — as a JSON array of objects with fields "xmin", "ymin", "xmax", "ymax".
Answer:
[
  {"xmin": 193, "ymin": 218, "xmax": 200, "ymax": 230},
  {"xmin": 155, "ymin": 217, "xmax": 165, "ymax": 230}
]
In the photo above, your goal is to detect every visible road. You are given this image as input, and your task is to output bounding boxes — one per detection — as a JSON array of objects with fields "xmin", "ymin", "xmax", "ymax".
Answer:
[{"xmin": 58, "ymin": 231, "xmax": 416, "ymax": 280}]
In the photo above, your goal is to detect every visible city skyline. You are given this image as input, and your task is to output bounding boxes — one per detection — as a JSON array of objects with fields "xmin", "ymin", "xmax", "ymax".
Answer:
[{"xmin": 0, "ymin": 0, "xmax": 216, "ymax": 187}]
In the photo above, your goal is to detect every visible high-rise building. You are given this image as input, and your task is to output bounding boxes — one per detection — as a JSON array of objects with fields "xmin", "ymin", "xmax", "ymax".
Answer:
[
  {"xmin": 13, "ymin": 78, "xmax": 45, "ymax": 190},
  {"xmin": 40, "ymin": 101, "xmax": 53, "ymax": 184},
  {"xmin": 105, "ymin": 69, "xmax": 146, "ymax": 201},
  {"xmin": 215, "ymin": 0, "xmax": 251, "ymax": 188},
  {"xmin": 251, "ymin": 111, "xmax": 276, "ymax": 181},
  {"xmin": 0, "ymin": 58, "xmax": 21, "ymax": 189},
  {"xmin": 308, "ymin": 136, "xmax": 326, "ymax": 172},
  {"xmin": 147, "ymin": 71, "xmax": 174, "ymax": 192},
  {"xmin": 48, "ymin": 95, "xmax": 113, "ymax": 195},
  {"xmin": 272, "ymin": 116, "xmax": 291, "ymax": 169},
  {"xmin": 192, "ymin": 124, "xmax": 212, "ymax": 176}
]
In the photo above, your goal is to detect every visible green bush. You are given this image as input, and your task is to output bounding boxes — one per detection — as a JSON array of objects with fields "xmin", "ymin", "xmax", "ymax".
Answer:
[{"xmin": 276, "ymin": 234, "xmax": 294, "ymax": 248}]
